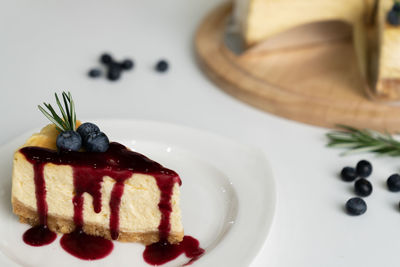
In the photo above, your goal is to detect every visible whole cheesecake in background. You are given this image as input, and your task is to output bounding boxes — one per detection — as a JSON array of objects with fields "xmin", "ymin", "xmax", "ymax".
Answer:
[
  {"xmin": 11, "ymin": 92, "xmax": 184, "ymax": 246},
  {"xmin": 231, "ymin": 0, "xmax": 400, "ymax": 101},
  {"xmin": 232, "ymin": 0, "xmax": 375, "ymax": 76}
]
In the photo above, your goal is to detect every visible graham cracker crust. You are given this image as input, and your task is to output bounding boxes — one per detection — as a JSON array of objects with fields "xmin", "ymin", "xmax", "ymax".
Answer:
[{"xmin": 12, "ymin": 197, "xmax": 184, "ymax": 245}]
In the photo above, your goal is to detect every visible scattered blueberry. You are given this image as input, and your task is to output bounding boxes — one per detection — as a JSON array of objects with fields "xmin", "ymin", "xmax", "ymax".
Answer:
[
  {"xmin": 354, "ymin": 178, "xmax": 373, "ymax": 197},
  {"xmin": 107, "ymin": 65, "xmax": 121, "ymax": 81},
  {"xmin": 155, "ymin": 60, "xmax": 169, "ymax": 72},
  {"xmin": 56, "ymin": 131, "xmax": 82, "ymax": 151},
  {"xmin": 121, "ymin": 59, "xmax": 134, "ymax": 70},
  {"xmin": 91, "ymin": 53, "xmax": 170, "ymax": 81},
  {"xmin": 110, "ymin": 62, "xmax": 122, "ymax": 71},
  {"xmin": 346, "ymin": 197, "xmax": 367, "ymax": 216},
  {"xmin": 356, "ymin": 160, "xmax": 372, "ymax": 178},
  {"xmin": 387, "ymin": 10, "xmax": 400, "ymax": 25},
  {"xmin": 387, "ymin": 174, "xmax": 400, "ymax": 192},
  {"xmin": 88, "ymin": 69, "xmax": 102, "ymax": 78},
  {"xmin": 77, "ymin": 122, "xmax": 100, "ymax": 139},
  {"xmin": 100, "ymin": 53, "xmax": 113, "ymax": 65},
  {"xmin": 84, "ymin": 131, "xmax": 109, "ymax": 152},
  {"xmin": 340, "ymin": 167, "xmax": 358, "ymax": 182}
]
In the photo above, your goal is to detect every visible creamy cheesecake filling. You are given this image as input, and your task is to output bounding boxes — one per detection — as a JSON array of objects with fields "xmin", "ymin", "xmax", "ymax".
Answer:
[{"xmin": 12, "ymin": 142, "xmax": 183, "ymax": 243}]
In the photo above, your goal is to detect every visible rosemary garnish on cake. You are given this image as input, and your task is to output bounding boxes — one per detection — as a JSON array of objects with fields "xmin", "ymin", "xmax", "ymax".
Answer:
[
  {"xmin": 37, "ymin": 92, "xmax": 109, "ymax": 152},
  {"xmin": 327, "ymin": 125, "xmax": 400, "ymax": 156},
  {"xmin": 38, "ymin": 91, "xmax": 76, "ymax": 132}
]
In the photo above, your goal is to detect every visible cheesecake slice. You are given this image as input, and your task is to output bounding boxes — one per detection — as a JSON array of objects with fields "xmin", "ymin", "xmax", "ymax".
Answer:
[{"xmin": 12, "ymin": 124, "xmax": 184, "ymax": 245}]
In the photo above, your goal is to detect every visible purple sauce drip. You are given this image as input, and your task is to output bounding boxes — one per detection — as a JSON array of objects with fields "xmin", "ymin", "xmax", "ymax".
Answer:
[
  {"xmin": 22, "ymin": 225, "xmax": 57, "ymax": 246},
  {"xmin": 60, "ymin": 228, "xmax": 114, "ymax": 260},
  {"xmin": 143, "ymin": 236, "xmax": 205, "ymax": 266}
]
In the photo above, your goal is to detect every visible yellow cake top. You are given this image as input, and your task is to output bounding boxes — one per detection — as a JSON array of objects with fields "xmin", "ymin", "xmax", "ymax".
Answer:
[{"xmin": 23, "ymin": 121, "xmax": 82, "ymax": 150}]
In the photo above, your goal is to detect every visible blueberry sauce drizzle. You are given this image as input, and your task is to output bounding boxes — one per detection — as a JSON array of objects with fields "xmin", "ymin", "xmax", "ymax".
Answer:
[
  {"xmin": 143, "ymin": 236, "xmax": 205, "ymax": 266},
  {"xmin": 23, "ymin": 225, "xmax": 57, "ymax": 247},
  {"xmin": 22, "ymin": 162, "xmax": 57, "ymax": 246},
  {"xmin": 19, "ymin": 142, "xmax": 203, "ymax": 264},
  {"xmin": 32, "ymin": 163, "xmax": 47, "ymax": 225},
  {"xmin": 60, "ymin": 228, "xmax": 114, "ymax": 260}
]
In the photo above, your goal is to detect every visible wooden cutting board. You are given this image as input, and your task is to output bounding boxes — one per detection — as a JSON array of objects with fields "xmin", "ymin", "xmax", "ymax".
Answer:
[{"xmin": 195, "ymin": 3, "xmax": 400, "ymax": 132}]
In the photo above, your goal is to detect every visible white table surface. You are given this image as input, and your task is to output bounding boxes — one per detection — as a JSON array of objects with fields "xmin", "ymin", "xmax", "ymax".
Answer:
[{"xmin": 1, "ymin": 0, "xmax": 400, "ymax": 266}]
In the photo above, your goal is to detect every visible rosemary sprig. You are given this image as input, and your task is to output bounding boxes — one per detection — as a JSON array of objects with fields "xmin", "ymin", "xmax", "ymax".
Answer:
[
  {"xmin": 326, "ymin": 125, "xmax": 400, "ymax": 156},
  {"xmin": 38, "ymin": 92, "xmax": 77, "ymax": 132}
]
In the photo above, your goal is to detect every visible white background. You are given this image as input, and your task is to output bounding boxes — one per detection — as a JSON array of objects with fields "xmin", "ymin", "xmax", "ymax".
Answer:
[{"xmin": 1, "ymin": 0, "xmax": 400, "ymax": 266}]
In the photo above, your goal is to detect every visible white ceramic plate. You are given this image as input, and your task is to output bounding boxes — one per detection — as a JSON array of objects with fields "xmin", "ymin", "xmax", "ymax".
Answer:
[{"xmin": 0, "ymin": 119, "xmax": 276, "ymax": 267}]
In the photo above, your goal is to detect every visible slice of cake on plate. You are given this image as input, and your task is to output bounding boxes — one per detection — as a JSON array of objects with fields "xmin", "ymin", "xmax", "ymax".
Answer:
[{"xmin": 11, "ymin": 92, "xmax": 184, "ymax": 245}]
